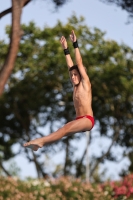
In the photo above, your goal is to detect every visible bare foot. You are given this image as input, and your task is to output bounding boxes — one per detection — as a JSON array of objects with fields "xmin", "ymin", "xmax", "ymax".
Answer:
[{"xmin": 23, "ymin": 138, "xmax": 45, "ymax": 151}]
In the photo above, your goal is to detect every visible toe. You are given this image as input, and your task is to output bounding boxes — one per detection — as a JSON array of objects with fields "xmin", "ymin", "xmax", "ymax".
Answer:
[{"xmin": 23, "ymin": 142, "xmax": 30, "ymax": 147}]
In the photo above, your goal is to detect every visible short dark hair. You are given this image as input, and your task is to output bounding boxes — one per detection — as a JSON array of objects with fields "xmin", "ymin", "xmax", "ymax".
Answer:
[{"xmin": 69, "ymin": 65, "xmax": 79, "ymax": 72}]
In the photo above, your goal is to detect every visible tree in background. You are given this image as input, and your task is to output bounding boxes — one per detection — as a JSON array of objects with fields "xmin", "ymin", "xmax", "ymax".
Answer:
[
  {"xmin": 0, "ymin": 15, "xmax": 133, "ymax": 180},
  {"xmin": 1, "ymin": 0, "xmax": 133, "ymax": 96},
  {"xmin": 0, "ymin": 0, "xmax": 71, "ymax": 96}
]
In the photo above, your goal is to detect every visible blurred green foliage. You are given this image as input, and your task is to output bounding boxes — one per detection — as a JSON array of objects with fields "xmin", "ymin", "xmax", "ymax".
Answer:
[
  {"xmin": 0, "ymin": 176, "xmax": 114, "ymax": 200},
  {"xmin": 0, "ymin": 14, "xmax": 133, "ymax": 180},
  {"xmin": 0, "ymin": 174, "xmax": 133, "ymax": 199}
]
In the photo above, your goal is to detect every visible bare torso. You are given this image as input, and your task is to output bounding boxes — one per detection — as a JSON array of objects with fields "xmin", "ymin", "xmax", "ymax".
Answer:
[{"xmin": 73, "ymin": 80, "xmax": 93, "ymax": 117}]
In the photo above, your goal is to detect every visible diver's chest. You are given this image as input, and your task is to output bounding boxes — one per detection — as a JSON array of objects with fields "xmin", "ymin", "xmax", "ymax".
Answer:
[{"xmin": 73, "ymin": 87, "xmax": 84, "ymax": 99}]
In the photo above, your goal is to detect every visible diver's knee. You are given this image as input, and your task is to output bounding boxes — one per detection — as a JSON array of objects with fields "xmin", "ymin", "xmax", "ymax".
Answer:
[{"xmin": 63, "ymin": 122, "xmax": 73, "ymax": 133}]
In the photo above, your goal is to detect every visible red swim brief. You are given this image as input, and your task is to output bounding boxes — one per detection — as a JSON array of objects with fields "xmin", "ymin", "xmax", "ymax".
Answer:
[{"xmin": 76, "ymin": 115, "xmax": 95, "ymax": 130}]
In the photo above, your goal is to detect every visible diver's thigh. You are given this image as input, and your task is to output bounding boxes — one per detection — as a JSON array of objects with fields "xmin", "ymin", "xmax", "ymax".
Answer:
[{"xmin": 65, "ymin": 118, "xmax": 92, "ymax": 133}]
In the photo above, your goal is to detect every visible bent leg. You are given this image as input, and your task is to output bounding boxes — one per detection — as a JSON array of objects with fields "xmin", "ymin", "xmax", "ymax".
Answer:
[{"xmin": 23, "ymin": 117, "xmax": 92, "ymax": 151}]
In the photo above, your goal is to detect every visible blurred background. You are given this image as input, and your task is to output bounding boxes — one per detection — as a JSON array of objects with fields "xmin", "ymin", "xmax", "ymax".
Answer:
[{"xmin": 0, "ymin": 0, "xmax": 133, "ymax": 183}]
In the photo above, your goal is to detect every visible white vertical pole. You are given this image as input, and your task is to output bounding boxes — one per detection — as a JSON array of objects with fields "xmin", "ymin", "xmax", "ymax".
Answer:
[{"xmin": 86, "ymin": 131, "xmax": 90, "ymax": 182}]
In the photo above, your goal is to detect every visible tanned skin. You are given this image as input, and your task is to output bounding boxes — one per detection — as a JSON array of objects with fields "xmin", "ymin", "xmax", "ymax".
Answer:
[{"xmin": 23, "ymin": 30, "xmax": 93, "ymax": 151}]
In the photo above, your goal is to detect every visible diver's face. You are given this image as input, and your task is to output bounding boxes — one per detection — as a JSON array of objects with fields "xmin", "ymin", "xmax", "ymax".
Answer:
[{"xmin": 70, "ymin": 69, "xmax": 81, "ymax": 86}]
